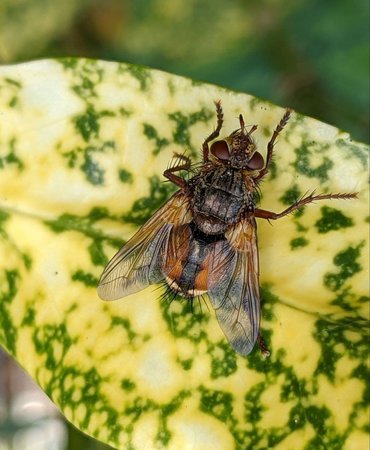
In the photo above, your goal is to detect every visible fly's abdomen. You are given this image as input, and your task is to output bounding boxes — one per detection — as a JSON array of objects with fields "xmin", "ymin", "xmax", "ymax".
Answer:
[
  {"xmin": 163, "ymin": 223, "xmax": 224, "ymax": 299},
  {"xmin": 164, "ymin": 233, "xmax": 208, "ymax": 298}
]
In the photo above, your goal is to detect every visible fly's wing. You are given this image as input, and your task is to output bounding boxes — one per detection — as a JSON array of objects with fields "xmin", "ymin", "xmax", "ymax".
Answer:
[
  {"xmin": 98, "ymin": 191, "xmax": 192, "ymax": 300},
  {"xmin": 207, "ymin": 217, "xmax": 260, "ymax": 356},
  {"xmin": 161, "ymin": 223, "xmax": 192, "ymax": 288}
]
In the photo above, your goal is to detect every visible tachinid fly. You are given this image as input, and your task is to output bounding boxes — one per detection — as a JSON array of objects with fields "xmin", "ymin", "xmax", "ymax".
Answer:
[{"xmin": 98, "ymin": 102, "xmax": 357, "ymax": 357}]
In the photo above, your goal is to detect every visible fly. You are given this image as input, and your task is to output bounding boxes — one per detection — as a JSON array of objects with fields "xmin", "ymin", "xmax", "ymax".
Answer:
[{"xmin": 98, "ymin": 102, "xmax": 357, "ymax": 357}]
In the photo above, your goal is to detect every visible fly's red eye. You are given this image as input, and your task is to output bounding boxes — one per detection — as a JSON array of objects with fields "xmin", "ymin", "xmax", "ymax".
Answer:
[
  {"xmin": 247, "ymin": 151, "xmax": 264, "ymax": 170},
  {"xmin": 210, "ymin": 140, "xmax": 230, "ymax": 160}
]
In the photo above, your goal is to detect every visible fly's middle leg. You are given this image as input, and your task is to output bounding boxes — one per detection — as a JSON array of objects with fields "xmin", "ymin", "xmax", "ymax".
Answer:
[{"xmin": 255, "ymin": 192, "xmax": 357, "ymax": 220}]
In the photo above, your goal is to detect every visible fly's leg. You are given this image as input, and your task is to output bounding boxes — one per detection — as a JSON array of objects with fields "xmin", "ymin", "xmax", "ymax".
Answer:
[
  {"xmin": 203, "ymin": 100, "xmax": 224, "ymax": 162},
  {"xmin": 257, "ymin": 108, "xmax": 292, "ymax": 181},
  {"xmin": 257, "ymin": 334, "xmax": 270, "ymax": 358},
  {"xmin": 163, "ymin": 152, "xmax": 192, "ymax": 188},
  {"xmin": 255, "ymin": 191, "xmax": 357, "ymax": 220}
]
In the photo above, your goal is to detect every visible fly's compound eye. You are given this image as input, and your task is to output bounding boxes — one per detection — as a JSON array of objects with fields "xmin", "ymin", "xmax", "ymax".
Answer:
[
  {"xmin": 247, "ymin": 151, "xmax": 264, "ymax": 170},
  {"xmin": 210, "ymin": 140, "xmax": 230, "ymax": 161}
]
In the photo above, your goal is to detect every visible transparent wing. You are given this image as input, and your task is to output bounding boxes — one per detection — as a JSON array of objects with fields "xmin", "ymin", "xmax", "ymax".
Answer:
[
  {"xmin": 162, "ymin": 223, "xmax": 192, "ymax": 284},
  {"xmin": 207, "ymin": 217, "xmax": 260, "ymax": 356},
  {"xmin": 98, "ymin": 191, "xmax": 191, "ymax": 300}
]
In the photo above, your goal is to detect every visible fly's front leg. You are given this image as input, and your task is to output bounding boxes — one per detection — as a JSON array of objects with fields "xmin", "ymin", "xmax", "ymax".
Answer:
[
  {"xmin": 255, "ymin": 191, "xmax": 357, "ymax": 220},
  {"xmin": 257, "ymin": 108, "xmax": 292, "ymax": 181},
  {"xmin": 163, "ymin": 152, "xmax": 192, "ymax": 188},
  {"xmin": 203, "ymin": 100, "xmax": 224, "ymax": 162}
]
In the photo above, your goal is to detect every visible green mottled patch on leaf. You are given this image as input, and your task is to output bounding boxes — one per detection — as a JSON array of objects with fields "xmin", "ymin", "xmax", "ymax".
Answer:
[
  {"xmin": 0, "ymin": 270, "xmax": 19, "ymax": 355},
  {"xmin": 0, "ymin": 138, "xmax": 24, "ymax": 170},
  {"xmin": 161, "ymin": 390, "xmax": 191, "ymax": 418},
  {"xmin": 122, "ymin": 175, "xmax": 177, "ymax": 225},
  {"xmin": 290, "ymin": 236, "xmax": 309, "ymax": 249},
  {"xmin": 305, "ymin": 405, "xmax": 331, "ymax": 437},
  {"xmin": 81, "ymin": 156, "xmax": 104, "ymax": 185},
  {"xmin": 247, "ymin": 346, "xmax": 285, "ymax": 374},
  {"xmin": 324, "ymin": 242, "xmax": 364, "ymax": 291},
  {"xmin": 244, "ymin": 382, "xmax": 265, "ymax": 427},
  {"xmin": 289, "ymin": 404, "xmax": 306, "ymax": 430},
  {"xmin": 73, "ymin": 76, "xmax": 97, "ymax": 100},
  {"xmin": 268, "ymin": 158, "xmax": 278, "ymax": 180},
  {"xmin": 280, "ymin": 368, "xmax": 309, "ymax": 402},
  {"xmin": 177, "ymin": 358, "xmax": 193, "ymax": 371},
  {"xmin": 293, "ymin": 142, "xmax": 333, "ymax": 182},
  {"xmin": 71, "ymin": 270, "xmax": 98, "ymax": 287},
  {"xmin": 124, "ymin": 64, "xmax": 151, "ymax": 91},
  {"xmin": 46, "ymin": 210, "xmax": 104, "ymax": 236},
  {"xmin": 56, "ymin": 366, "xmax": 122, "ymax": 446},
  {"xmin": 8, "ymin": 96, "xmax": 18, "ymax": 107},
  {"xmin": 330, "ymin": 288, "xmax": 366, "ymax": 312},
  {"xmin": 88, "ymin": 240, "xmax": 109, "ymax": 266},
  {"xmin": 5, "ymin": 77, "xmax": 22, "ymax": 88},
  {"xmin": 118, "ymin": 168, "xmax": 133, "ymax": 183},
  {"xmin": 33, "ymin": 322, "xmax": 73, "ymax": 372},
  {"xmin": 315, "ymin": 206, "xmax": 354, "ymax": 233},
  {"xmin": 336, "ymin": 138, "xmax": 368, "ymax": 168},
  {"xmin": 59, "ymin": 58, "xmax": 78, "ymax": 70},
  {"xmin": 45, "ymin": 209, "xmax": 123, "ymax": 267},
  {"xmin": 168, "ymin": 107, "xmax": 213, "ymax": 152},
  {"xmin": 260, "ymin": 285, "xmax": 279, "ymax": 322},
  {"xmin": 2, "ymin": 78, "xmax": 21, "ymax": 109},
  {"xmin": 63, "ymin": 140, "xmax": 116, "ymax": 185},
  {"xmin": 160, "ymin": 298, "xmax": 209, "ymax": 343},
  {"xmin": 0, "ymin": 210, "xmax": 10, "ymax": 229},
  {"xmin": 249, "ymin": 97, "xmax": 265, "ymax": 110},
  {"xmin": 208, "ymin": 341, "xmax": 237, "ymax": 379},
  {"xmin": 21, "ymin": 305, "xmax": 36, "ymax": 327},
  {"xmin": 121, "ymin": 390, "xmax": 191, "ymax": 447},
  {"xmin": 22, "ymin": 253, "xmax": 32, "ymax": 270},
  {"xmin": 143, "ymin": 123, "xmax": 170, "ymax": 155},
  {"xmin": 88, "ymin": 206, "xmax": 112, "ymax": 222},
  {"xmin": 279, "ymin": 184, "xmax": 305, "ymax": 217},
  {"xmin": 314, "ymin": 317, "xmax": 368, "ymax": 381},
  {"xmin": 111, "ymin": 316, "xmax": 138, "ymax": 344},
  {"xmin": 74, "ymin": 106, "xmax": 101, "ymax": 142},
  {"xmin": 118, "ymin": 106, "xmax": 132, "ymax": 117},
  {"xmin": 121, "ymin": 378, "xmax": 136, "ymax": 392},
  {"xmin": 199, "ymin": 387, "xmax": 235, "ymax": 424},
  {"xmin": 61, "ymin": 58, "xmax": 103, "ymax": 101},
  {"xmin": 351, "ymin": 363, "xmax": 369, "ymax": 411}
]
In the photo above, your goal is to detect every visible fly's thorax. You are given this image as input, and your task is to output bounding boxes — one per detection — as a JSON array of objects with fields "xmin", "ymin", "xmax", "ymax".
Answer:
[{"xmin": 189, "ymin": 166, "xmax": 252, "ymax": 234}]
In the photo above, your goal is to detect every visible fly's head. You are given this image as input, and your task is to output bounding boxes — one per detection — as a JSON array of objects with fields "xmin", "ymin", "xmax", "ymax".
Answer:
[{"xmin": 210, "ymin": 113, "xmax": 265, "ymax": 175}]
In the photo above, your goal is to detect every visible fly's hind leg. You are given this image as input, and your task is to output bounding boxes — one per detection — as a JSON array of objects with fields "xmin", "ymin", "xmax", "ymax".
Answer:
[
  {"xmin": 257, "ymin": 334, "xmax": 270, "ymax": 358},
  {"xmin": 163, "ymin": 152, "xmax": 192, "ymax": 188},
  {"xmin": 255, "ymin": 192, "xmax": 357, "ymax": 220},
  {"xmin": 203, "ymin": 100, "xmax": 224, "ymax": 162}
]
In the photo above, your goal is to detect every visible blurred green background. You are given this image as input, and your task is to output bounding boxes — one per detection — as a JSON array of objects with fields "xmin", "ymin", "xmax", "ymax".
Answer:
[{"xmin": 0, "ymin": 1, "xmax": 368, "ymax": 449}]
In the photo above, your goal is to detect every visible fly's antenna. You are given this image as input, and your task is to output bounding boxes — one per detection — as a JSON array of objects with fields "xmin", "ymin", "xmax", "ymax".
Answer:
[
  {"xmin": 239, "ymin": 113, "xmax": 258, "ymax": 136},
  {"xmin": 248, "ymin": 124, "xmax": 258, "ymax": 135},
  {"xmin": 239, "ymin": 114, "xmax": 245, "ymax": 135}
]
